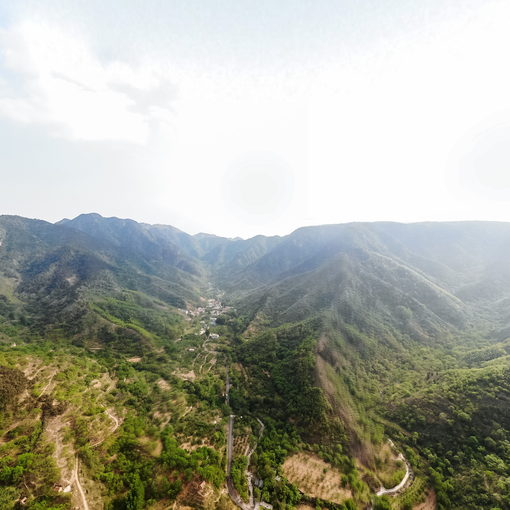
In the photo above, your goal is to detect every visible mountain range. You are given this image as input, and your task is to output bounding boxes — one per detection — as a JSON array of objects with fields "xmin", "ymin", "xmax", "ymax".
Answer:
[
  {"xmin": 2, "ymin": 213, "xmax": 510, "ymax": 509},
  {"xmin": 4, "ymin": 214, "xmax": 510, "ymax": 338}
]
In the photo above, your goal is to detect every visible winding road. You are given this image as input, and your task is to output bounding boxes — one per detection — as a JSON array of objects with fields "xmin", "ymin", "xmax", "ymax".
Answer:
[
  {"xmin": 376, "ymin": 441, "xmax": 413, "ymax": 496},
  {"xmin": 217, "ymin": 302, "xmax": 411, "ymax": 509}
]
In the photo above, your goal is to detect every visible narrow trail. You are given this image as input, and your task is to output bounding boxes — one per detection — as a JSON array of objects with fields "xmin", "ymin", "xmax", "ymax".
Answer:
[
  {"xmin": 198, "ymin": 353, "xmax": 210, "ymax": 374},
  {"xmin": 194, "ymin": 336, "xmax": 220, "ymax": 374},
  {"xmin": 91, "ymin": 408, "xmax": 121, "ymax": 447},
  {"xmin": 106, "ymin": 408, "xmax": 120, "ymax": 431},
  {"xmin": 72, "ymin": 458, "xmax": 90, "ymax": 510},
  {"xmin": 205, "ymin": 355, "xmax": 216, "ymax": 373},
  {"xmin": 75, "ymin": 407, "xmax": 121, "ymax": 508},
  {"xmin": 39, "ymin": 371, "xmax": 56, "ymax": 396},
  {"xmin": 192, "ymin": 338, "xmax": 211, "ymax": 373},
  {"xmin": 26, "ymin": 364, "xmax": 44, "ymax": 381}
]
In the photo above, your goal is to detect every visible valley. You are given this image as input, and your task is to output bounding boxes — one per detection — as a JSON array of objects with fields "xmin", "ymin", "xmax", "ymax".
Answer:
[{"xmin": 2, "ymin": 214, "xmax": 510, "ymax": 509}]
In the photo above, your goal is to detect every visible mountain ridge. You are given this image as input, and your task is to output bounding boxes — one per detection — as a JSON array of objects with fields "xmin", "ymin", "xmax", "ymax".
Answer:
[{"xmin": 2, "ymin": 212, "xmax": 510, "ymax": 509}]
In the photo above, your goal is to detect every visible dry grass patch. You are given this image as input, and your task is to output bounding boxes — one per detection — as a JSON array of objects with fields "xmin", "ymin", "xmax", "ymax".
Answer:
[
  {"xmin": 152, "ymin": 410, "xmax": 172, "ymax": 428},
  {"xmin": 283, "ymin": 452, "xmax": 352, "ymax": 504},
  {"xmin": 374, "ymin": 441, "xmax": 406, "ymax": 488},
  {"xmin": 413, "ymin": 490, "xmax": 436, "ymax": 510},
  {"xmin": 139, "ymin": 436, "xmax": 163, "ymax": 456},
  {"xmin": 174, "ymin": 370, "xmax": 196, "ymax": 381},
  {"xmin": 157, "ymin": 378, "xmax": 170, "ymax": 391}
]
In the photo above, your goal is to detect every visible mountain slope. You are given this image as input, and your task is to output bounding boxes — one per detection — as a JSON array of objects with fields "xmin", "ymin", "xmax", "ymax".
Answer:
[
  {"xmin": 58, "ymin": 213, "xmax": 204, "ymax": 278},
  {"xmin": 3, "ymin": 214, "xmax": 510, "ymax": 509},
  {"xmin": 0, "ymin": 215, "xmax": 206, "ymax": 335}
]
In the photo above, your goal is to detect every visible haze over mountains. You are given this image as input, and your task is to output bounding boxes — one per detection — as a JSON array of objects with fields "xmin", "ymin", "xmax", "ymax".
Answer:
[{"xmin": 4, "ymin": 213, "xmax": 510, "ymax": 334}]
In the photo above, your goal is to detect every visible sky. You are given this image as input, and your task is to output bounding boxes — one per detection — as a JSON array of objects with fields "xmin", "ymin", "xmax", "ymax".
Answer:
[{"xmin": 1, "ymin": 1, "xmax": 510, "ymax": 238}]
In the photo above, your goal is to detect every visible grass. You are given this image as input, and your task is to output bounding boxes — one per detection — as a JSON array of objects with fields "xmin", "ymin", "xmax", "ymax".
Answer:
[{"xmin": 283, "ymin": 451, "xmax": 353, "ymax": 504}]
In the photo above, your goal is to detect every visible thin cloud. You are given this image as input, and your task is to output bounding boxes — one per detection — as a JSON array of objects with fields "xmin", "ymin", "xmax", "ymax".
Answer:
[{"xmin": 0, "ymin": 20, "xmax": 174, "ymax": 143}]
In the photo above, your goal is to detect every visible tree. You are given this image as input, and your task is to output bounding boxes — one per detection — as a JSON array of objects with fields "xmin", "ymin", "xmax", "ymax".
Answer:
[
  {"xmin": 126, "ymin": 474, "xmax": 145, "ymax": 510},
  {"xmin": 373, "ymin": 495, "xmax": 392, "ymax": 510}
]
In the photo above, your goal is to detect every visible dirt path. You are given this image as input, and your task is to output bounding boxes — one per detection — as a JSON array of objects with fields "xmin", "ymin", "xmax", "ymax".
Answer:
[
  {"xmin": 26, "ymin": 363, "xmax": 44, "ymax": 380},
  {"xmin": 106, "ymin": 408, "xmax": 120, "ymax": 431},
  {"xmin": 39, "ymin": 371, "xmax": 57, "ymax": 396},
  {"xmin": 72, "ymin": 457, "xmax": 90, "ymax": 510},
  {"xmin": 72, "ymin": 407, "xmax": 120, "ymax": 508},
  {"xmin": 91, "ymin": 408, "xmax": 120, "ymax": 447},
  {"xmin": 198, "ymin": 353, "xmax": 211, "ymax": 374},
  {"xmin": 195, "ymin": 337, "xmax": 219, "ymax": 374}
]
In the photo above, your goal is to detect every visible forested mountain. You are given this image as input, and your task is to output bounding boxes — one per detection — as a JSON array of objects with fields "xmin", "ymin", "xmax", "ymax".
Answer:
[
  {"xmin": 2, "ymin": 213, "xmax": 510, "ymax": 509},
  {"xmin": 0, "ymin": 215, "xmax": 206, "ymax": 324}
]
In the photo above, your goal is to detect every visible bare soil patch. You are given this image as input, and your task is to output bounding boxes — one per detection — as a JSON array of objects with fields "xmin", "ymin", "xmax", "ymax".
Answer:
[
  {"xmin": 157, "ymin": 378, "xmax": 171, "ymax": 391},
  {"xmin": 153, "ymin": 410, "xmax": 172, "ymax": 428},
  {"xmin": 414, "ymin": 490, "xmax": 436, "ymax": 510},
  {"xmin": 139, "ymin": 436, "xmax": 163, "ymax": 456},
  {"xmin": 44, "ymin": 415, "xmax": 74, "ymax": 484},
  {"xmin": 174, "ymin": 370, "xmax": 196, "ymax": 381},
  {"xmin": 283, "ymin": 452, "xmax": 352, "ymax": 504}
]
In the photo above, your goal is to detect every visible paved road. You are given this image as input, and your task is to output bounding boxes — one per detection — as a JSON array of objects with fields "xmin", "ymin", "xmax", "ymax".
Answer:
[
  {"xmin": 227, "ymin": 414, "xmax": 234, "ymax": 475},
  {"xmin": 226, "ymin": 412, "xmax": 270, "ymax": 510},
  {"xmin": 226, "ymin": 414, "xmax": 252, "ymax": 510},
  {"xmin": 225, "ymin": 368, "xmax": 230, "ymax": 406}
]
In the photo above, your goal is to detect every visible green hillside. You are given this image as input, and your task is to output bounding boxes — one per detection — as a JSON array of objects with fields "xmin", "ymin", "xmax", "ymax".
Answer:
[{"xmin": 2, "ymin": 214, "xmax": 510, "ymax": 509}]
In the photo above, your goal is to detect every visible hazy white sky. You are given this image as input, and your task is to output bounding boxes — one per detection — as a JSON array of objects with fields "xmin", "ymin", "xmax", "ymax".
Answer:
[{"xmin": 1, "ymin": 0, "xmax": 510, "ymax": 238}]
